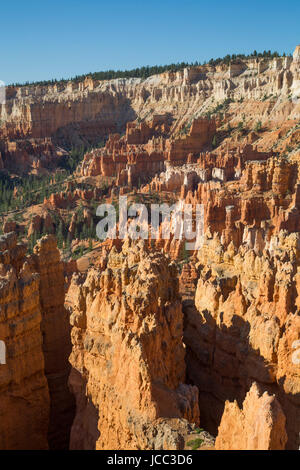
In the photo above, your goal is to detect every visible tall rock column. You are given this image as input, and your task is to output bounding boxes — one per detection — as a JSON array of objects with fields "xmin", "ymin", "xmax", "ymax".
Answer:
[
  {"xmin": 0, "ymin": 233, "xmax": 50, "ymax": 449},
  {"xmin": 215, "ymin": 383, "xmax": 288, "ymax": 450},
  {"xmin": 32, "ymin": 235, "xmax": 75, "ymax": 449},
  {"xmin": 68, "ymin": 241, "xmax": 199, "ymax": 450}
]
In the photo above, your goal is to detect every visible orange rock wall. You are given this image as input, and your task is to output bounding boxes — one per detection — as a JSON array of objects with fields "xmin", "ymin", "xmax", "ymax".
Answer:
[
  {"xmin": 68, "ymin": 241, "xmax": 199, "ymax": 449},
  {"xmin": 183, "ymin": 231, "xmax": 300, "ymax": 449},
  {"xmin": 215, "ymin": 382, "xmax": 288, "ymax": 450},
  {"xmin": 31, "ymin": 236, "xmax": 75, "ymax": 449},
  {"xmin": 0, "ymin": 233, "xmax": 50, "ymax": 449}
]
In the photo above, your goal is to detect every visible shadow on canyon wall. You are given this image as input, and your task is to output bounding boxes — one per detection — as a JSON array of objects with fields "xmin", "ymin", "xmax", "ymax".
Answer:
[
  {"xmin": 183, "ymin": 299, "xmax": 300, "ymax": 450},
  {"xmin": 52, "ymin": 99, "xmax": 137, "ymax": 148}
]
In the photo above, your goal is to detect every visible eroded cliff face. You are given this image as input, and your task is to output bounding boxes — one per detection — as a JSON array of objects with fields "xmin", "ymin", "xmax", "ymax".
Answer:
[
  {"xmin": 0, "ymin": 232, "xmax": 49, "ymax": 449},
  {"xmin": 0, "ymin": 234, "xmax": 75, "ymax": 450},
  {"xmin": 80, "ymin": 117, "xmax": 216, "ymax": 183},
  {"xmin": 2, "ymin": 54, "xmax": 300, "ymax": 141},
  {"xmin": 31, "ymin": 236, "xmax": 75, "ymax": 449},
  {"xmin": 67, "ymin": 240, "xmax": 199, "ymax": 450},
  {"xmin": 1, "ymin": 51, "xmax": 300, "ymax": 172},
  {"xmin": 183, "ymin": 230, "xmax": 300, "ymax": 449},
  {"xmin": 215, "ymin": 382, "xmax": 288, "ymax": 450},
  {"xmin": 1, "ymin": 230, "xmax": 293, "ymax": 450}
]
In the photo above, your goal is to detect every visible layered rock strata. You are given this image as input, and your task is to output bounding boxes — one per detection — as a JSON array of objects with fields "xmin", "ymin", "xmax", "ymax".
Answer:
[
  {"xmin": 1, "ymin": 49, "xmax": 300, "ymax": 172},
  {"xmin": 215, "ymin": 382, "xmax": 288, "ymax": 450},
  {"xmin": 0, "ymin": 233, "xmax": 49, "ymax": 449},
  {"xmin": 31, "ymin": 236, "xmax": 75, "ymax": 449},
  {"xmin": 0, "ymin": 234, "xmax": 75, "ymax": 450},
  {"xmin": 68, "ymin": 241, "xmax": 199, "ymax": 449},
  {"xmin": 183, "ymin": 230, "xmax": 300, "ymax": 449}
]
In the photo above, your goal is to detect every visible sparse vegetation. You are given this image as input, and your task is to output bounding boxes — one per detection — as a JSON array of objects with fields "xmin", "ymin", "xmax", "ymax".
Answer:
[
  {"xmin": 0, "ymin": 171, "xmax": 67, "ymax": 214},
  {"xmin": 195, "ymin": 427, "xmax": 204, "ymax": 434},
  {"xmin": 186, "ymin": 438, "xmax": 204, "ymax": 450},
  {"xmin": 254, "ymin": 120, "xmax": 262, "ymax": 132},
  {"xmin": 0, "ymin": 144, "xmax": 97, "ymax": 218},
  {"xmin": 58, "ymin": 145, "xmax": 92, "ymax": 172},
  {"xmin": 9, "ymin": 51, "xmax": 290, "ymax": 88},
  {"xmin": 205, "ymin": 98, "xmax": 233, "ymax": 119}
]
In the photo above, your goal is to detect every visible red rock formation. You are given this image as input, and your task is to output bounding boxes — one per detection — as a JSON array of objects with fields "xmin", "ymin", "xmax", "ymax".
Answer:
[
  {"xmin": 1, "ymin": 47, "xmax": 300, "ymax": 451},
  {"xmin": 2, "ymin": 219, "xmax": 17, "ymax": 234},
  {"xmin": 0, "ymin": 137, "xmax": 69, "ymax": 174},
  {"xmin": 0, "ymin": 232, "xmax": 77, "ymax": 450},
  {"xmin": 31, "ymin": 236, "xmax": 75, "ymax": 449},
  {"xmin": 0, "ymin": 232, "xmax": 50, "ymax": 449},
  {"xmin": 68, "ymin": 241, "xmax": 199, "ymax": 449},
  {"xmin": 183, "ymin": 231, "xmax": 300, "ymax": 449},
  {"xmin": 126, "ymin": 114, "xmax": 171, "ymax": 144},
  {"xmin": 27, "ymin": 211, "xmax": 54, "ymax": 237},
  {"xmin": 44, "ymin": 186, "xmax": 104, "ymax": 209},
  {"xmin": 165, "ymin": 118, "xmax": 216, "ymax": 164},
  {"xmin": 80, "ymin": 117, "xmax": 215, "ymax": 185},
  {"xmin": 215, "ymin": 382, "xmax": 288, "ymax": 450},
  {"xmin": 179, "ymin": 261, "xmax": 199, "ymax": 300},
  {"xmin": 2, "ymin": 47, "xmax": 300, "ymax": 173}
]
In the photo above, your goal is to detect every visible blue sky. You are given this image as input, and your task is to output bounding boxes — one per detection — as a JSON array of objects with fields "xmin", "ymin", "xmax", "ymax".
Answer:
[{"xmin": 1, "ymin": 0, "xmax": 300, "ymax": 84}]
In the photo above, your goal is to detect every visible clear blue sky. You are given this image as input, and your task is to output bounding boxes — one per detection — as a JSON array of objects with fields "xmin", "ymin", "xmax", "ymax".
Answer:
[{"xmin": 1, "ymin": 0, "xmax": 300, "ymax": 85}]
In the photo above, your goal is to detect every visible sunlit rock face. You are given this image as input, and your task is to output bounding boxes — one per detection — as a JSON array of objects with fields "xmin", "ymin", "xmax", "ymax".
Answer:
[
  {"xmin": 1, "ymin": 49, "xmax": 300, "ymax": 173},
  {"xmin": 215, "ymin": 382, "xmax": 288, "ymax": 450},
  {"xmin": 68, "ymin": 241, "xmax": 199, "ymax": 450},
  {"xmin": 0, "ymin": 234, "xmax": 75, "ymax": 450},
  {"xmin": 183, "ymin": 230, "xmax": 300, "ymax": 449},
  {"xmin": 0, "ymin": 233, "xmax": 50, "ymax": 450}
]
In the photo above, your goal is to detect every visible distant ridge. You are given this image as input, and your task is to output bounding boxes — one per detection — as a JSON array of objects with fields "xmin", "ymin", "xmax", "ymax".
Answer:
[{"xmin": 9, "ymin": 49, "xmax": 291, "ymax": 88}]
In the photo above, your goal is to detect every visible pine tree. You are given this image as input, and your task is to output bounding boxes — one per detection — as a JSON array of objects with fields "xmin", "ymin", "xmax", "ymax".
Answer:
[{"xmin": 56, "ymin": 220, "xmax": 64, "ymax": 249}]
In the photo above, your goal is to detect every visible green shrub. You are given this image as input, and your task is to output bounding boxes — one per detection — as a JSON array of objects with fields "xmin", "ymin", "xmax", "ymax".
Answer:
[
  {"xmin": 254, "ymin": 120, "xmax": 262, "ymax": 132},
  {"xmin": 195, "ymin": 427, "xmax": 204, "ymax": 434},
  {"xmin": 186, "ymin": 438, "xmax": 204, "ymax": 450}
]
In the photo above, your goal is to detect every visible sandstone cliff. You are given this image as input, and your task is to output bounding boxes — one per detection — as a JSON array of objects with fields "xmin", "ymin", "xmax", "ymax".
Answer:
[
  {"xmin": 2, "ymin": 53, "xmax": 300, "ymax": 144},
  {"xmin": 183, "ymin": 230, "xmax": 300, "ymax": 449},
  {"xmin": 215, "ymin": 382, "xmax": 287, "ymax": 450},
  {"xmin": 31, "ymin": 236, "xmax": 75, "ymax": 449},
  {"xmin": 68, "ymin": 240, "xmax": 199, "ymax": 449},
  {"xmin": 1, "ymin": 47, "xmax": 300, "ymax": 451},
  {"xmin": 1, "ymin": 50, "xmax": 300, "ymax": 172},
  {"xmin": 0, "ymin": 234, "xmax": 75, "ymax": 450},
  {"xmin": 0, "ymin": 232, "xmax": 49, "ymax": 449}
]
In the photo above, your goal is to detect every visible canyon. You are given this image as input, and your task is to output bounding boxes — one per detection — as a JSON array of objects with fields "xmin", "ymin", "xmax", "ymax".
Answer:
[{"xmin": 0, "ymin": 47, "xmax": 300, "ymax": 450}]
